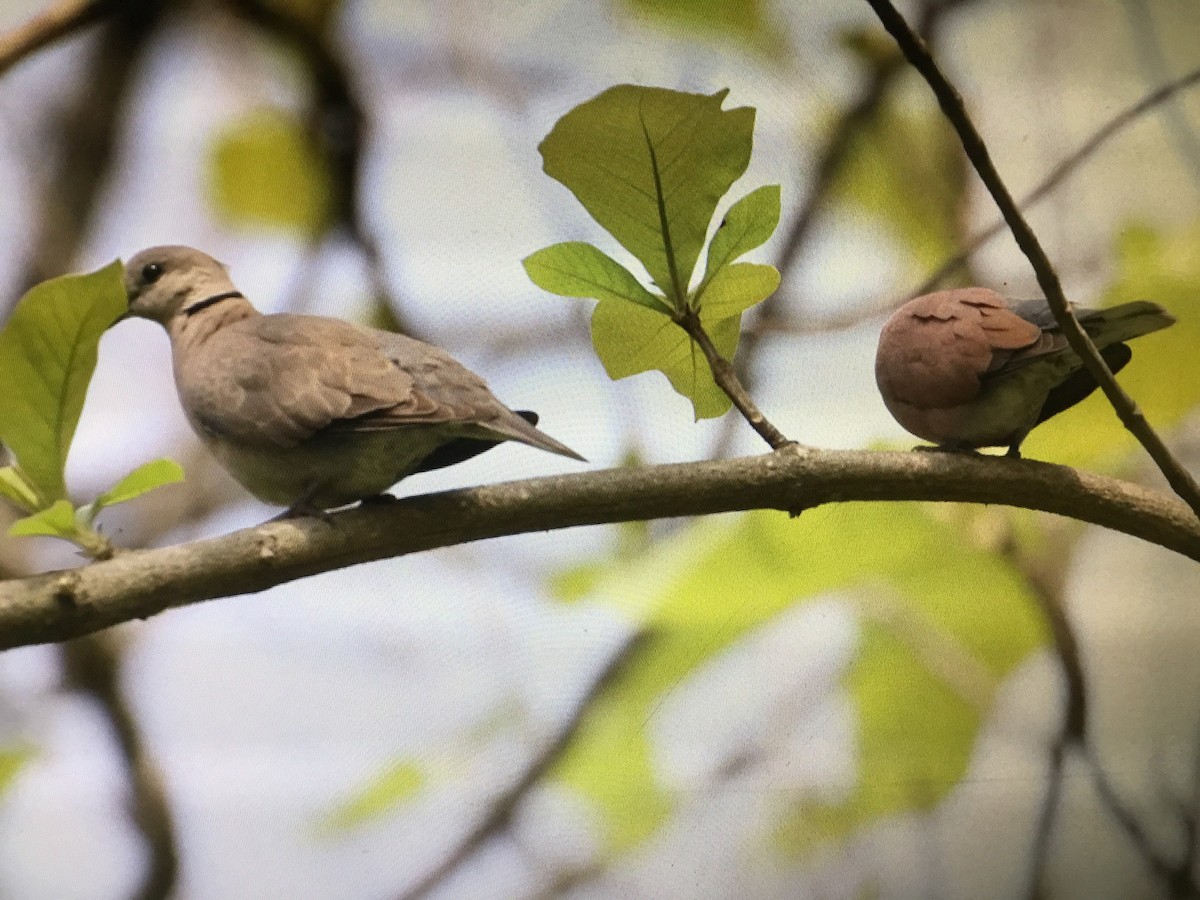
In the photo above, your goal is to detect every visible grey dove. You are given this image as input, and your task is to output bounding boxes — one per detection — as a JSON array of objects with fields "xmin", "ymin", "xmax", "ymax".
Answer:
[
  {"xmin": 875, "ymin": 287, "xmax": 1175, "ymax": 457},
  {"xmin": 123, "ymin": 245, "xmax": 584, "ymax": 513}
]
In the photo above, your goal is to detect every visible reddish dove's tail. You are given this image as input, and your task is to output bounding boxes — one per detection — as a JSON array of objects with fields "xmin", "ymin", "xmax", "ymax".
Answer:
[{"xmin": 1082, "ymin": 300, "xmax": 1176, "ymax": 348}]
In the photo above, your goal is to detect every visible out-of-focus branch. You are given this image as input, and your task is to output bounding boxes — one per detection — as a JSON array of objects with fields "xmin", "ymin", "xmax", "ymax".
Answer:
[
  {"xmin": 0, "ymin": 0, "xmax": 109, "ymax": 78},
  {"xmin": 914, "ymin": 63, "xmax": 1200, "ymax": 298},
  {"xmin": 863, "ymin": 0, "xmax": 1200, "ymax": 520},
  {"xmin": 222, "ymin": 0, "xmax": 425, "ymax": 339},
  {"xmin": 63, "ymin": 634, "xmax": 178, "ymax": 900},
  {"xmin": 397, "ymin": 633, "xmax": 645, "ymax": 900},
  {"xmin": 18, "ymin": 0, "xmax": 173, "ymax": 295}
]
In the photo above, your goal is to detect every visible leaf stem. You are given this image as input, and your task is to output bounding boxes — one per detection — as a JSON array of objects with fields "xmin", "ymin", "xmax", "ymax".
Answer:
[
  {"xmin": 863, "ymin": 0, "xmax": 1200, "ymax": 521},
  {"xmin": 676, "ymin": 309, "xmax": 796, "ymax": 450}
]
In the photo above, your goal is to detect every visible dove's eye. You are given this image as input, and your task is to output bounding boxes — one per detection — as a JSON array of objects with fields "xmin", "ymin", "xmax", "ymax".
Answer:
[{"xmin": 141, "ymin": 262, "xmax": 165, "ymax": 284}]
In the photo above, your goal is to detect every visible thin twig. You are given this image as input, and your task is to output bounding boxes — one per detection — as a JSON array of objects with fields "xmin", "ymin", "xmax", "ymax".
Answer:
[
  {"xmin": 397, "ymin": 633, "xmax": 645, "ymax": 900},
  {"xmin": 63, "ymin": 634, "xmax": 178, "ymax": 900},
  {"xmin": 0, "ymin": 0, "xmax": 110, "ymax": 78},
  {"xmin": 677, "ymin": 309, "xmax": 795, "ymax": 450},
  {"xmin": 862, "ymin": 0, "xmax": 1200, "ymax": 520},
  {"xmin": 915, "ymin": 64, "xmax": 1200, "ymax": 297}
]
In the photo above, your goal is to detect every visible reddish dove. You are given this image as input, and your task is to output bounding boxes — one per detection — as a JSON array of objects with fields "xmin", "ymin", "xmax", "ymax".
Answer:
[
  {"xmin": 123, "ymin": 245, "xmax": 584, "ymax": 513},
  {"xmin": 875, "ymin": 287, "xmax": 1175, "ymax": 457}
]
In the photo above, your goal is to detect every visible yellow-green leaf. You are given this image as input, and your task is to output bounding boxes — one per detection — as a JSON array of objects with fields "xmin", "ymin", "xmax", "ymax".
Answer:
[
  {"xmin": 321, "ymin": 760, "xmax": 426, "ymax": 832},
  {"xmin": 590, "ymin": 301, "xmax": 739, "ymax": 419},
  {"xmin": 552, "ymin": 504, "xmax": 1047, "ymax": 855},
  {"xmin": 539, "ymin": 85, "xmax": 755, "ymax": 303},
  {"xmin": 92, "ymin": 459, "xmax": 184, "ymax": 514},
  {"xmin": 701, "ymin": 184, "xmax": 781, "ymax": 285},
  {"xmin": 0, "ymin": 466, "xmax": 40, "ymax": 514},
  {"xmin": 8, "ymin": 499, "xmax": 78, "ymax": 539},
  {"xmin": 0, "ymin": 262, "xmax": 126, "ymax": 502},
  {"xmin": 524, "ymin": 242, "xmax": 672, "ymax": 313},
  {"xmin": 617, "ymin": 0, "xmax": 789, "ymax": 60},
  {"xmin": 694, "ymin": 262, "xmax": 780, "ymax": 319},
  {"xmin": 209, "ymin": 109, "xmax": 332, "ymax": 237}
]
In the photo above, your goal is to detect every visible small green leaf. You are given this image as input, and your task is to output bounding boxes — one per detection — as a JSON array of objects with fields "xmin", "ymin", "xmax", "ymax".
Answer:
[
  {"xmin": 539, "ymin": 85, "xmax": 755, "ymax": 303},
  {"xmin": 0, "ymin": 262, "xmax": 126, "ymax": 502},
  {"xmin": 591, "ymin": 301, "xmax": 738, "ymax": 419},
  {"xmin": 694, "ymin": 262, "xmax": 780, "ymax": 319},
  {"xmin": 209, "ymin": 109, "xmax": 332, "ymax": 237},
  {"xmin": 92, "ymin": 459, "xmax": 184, "ymax": 515},
  {"xmin": 321, "ymin": 760, "xmax": 426, "ymax": 832},
  {"xmin": 701, "ymin": 184, "xmax": 781, "ymax": 285},
  {"xmin": 8, "ymin": 500, "xmax": 78, "ymax": 539},
  {"xmin": 523, "ymin": 242, "xmax": 671, "ymax": 313},
  {"xmin": 0, "ymin": 466, "xmax": 41, "ymax": 514}
]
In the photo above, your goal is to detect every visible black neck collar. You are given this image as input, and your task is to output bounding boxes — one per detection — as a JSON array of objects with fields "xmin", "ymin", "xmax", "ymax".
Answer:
[{"xmin": 183, "ymin": 290, "xmax": 244, "ymax": 316}]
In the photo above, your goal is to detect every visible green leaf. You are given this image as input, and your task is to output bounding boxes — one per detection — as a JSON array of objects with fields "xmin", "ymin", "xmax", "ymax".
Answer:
[
  {"xmin": 590, "ymin": 301, "xmax": 740, "ymax": 419},
  {"xmin": 831, "ymin": 102, "xmax": 967, "ymax": 275},
  {"xmin": 701, "ymin": 184, "xmax": 781, "ymax": 285},
  {"xmin": 0, "ymin": 261, "xmax": 126, "ymax": 502},
  {"xmin": 91, "ymin": 459, "xmax": 184, "ymax": 516},
  {"xmin": 539, "ymin": 85, "xmax": 755, "ymax": 303},
  {"xmin": 617, "ymin": 0, "xmax": 789, "ymax": 60},
  {"xmin": 523, "ymin": 242, "xmax": 671, "ymax": 313},
  {"xmin": 8, "ymin": 500, "xmax": 78, "ymax": 539},
  {"xmin": 0, "ymin": 466, "xmax": 40, "ymax": 514},
  {"xmin": 552, "ymin": 505, "xmax": 1047, "ymax": 855},
  {"xmin": 694, "ymin": 262, "xmax": 780, "ymax": 319},
  {"xmin": 321, "ymin": 760, "xmax": 426, "ymax": 832},
  {"xmin": 209, "ymin": 109, "xmax": 332, "ymax": 237}
]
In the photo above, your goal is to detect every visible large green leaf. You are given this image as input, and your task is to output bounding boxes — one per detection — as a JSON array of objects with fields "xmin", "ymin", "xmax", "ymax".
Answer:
[
  {"xmin": 209, "ymin": 109, "xmax": 332, "ymax": 237},
  {"xmin": 590, "ymin": 301, "xmax": 740, "ymax": 419},
  {"xmin": 523, "ymin": 242, "xmax": 671, "ymax": 313},
  {"xmin": 1022, "ymin": 222, "xmax": 1200, "ymax": 468},
  {"xmin": 0, "ymin": 262, "xmax": 125, "ymax": 502},
  {"xmin": 539, "ymin": 85, "xmax": 755, "ymax": 303},
  {"xmin": 552, "ymin": 504, "xmax": 1047, "ymax": 855}
]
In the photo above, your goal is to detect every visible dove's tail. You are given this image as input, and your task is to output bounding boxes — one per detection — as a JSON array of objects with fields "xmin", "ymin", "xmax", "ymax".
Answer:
[
  {"xmin": 1080, "ymin": 300, "xmax": 1176, "ymax": 348},
  {"xmin": 498, "ymin": 410, "xmax": 587, "ymax": 462}
]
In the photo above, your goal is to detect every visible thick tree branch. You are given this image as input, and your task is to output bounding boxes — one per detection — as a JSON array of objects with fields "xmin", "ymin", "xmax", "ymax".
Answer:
[
  {"xmin": 1, "ymin": 450, "xmax": 1198, "ymax": 650},
  {"xmin": 863, "ymin": 0, "xmax": 1200, "ymax": 520},
  {"xmin": 0, "ymin": 0, "xmax": 109, "ymax": 78}
]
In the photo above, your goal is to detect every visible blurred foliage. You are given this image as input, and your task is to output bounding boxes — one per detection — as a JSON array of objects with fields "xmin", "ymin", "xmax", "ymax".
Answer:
[
  {"xmin": 615, "ymin": 0, "xmax": 789, "ymax": 60},
  {"xmin": 259, "ymin": 0, "xmax": 341, "ymax": 30},
  {"xmin": 0, "ymin": 264, "xmax": 181, "ymax": 555},
  {"xmin": 209, "ymin": 109, "xmax": 332, "ymax": 238},
  {"xmin": 1022, "ymin": 220, "xmax": 1200, "ymax": 467},
  {"xmin": 321, "ymin": 760, "xmax": 426, "ymax": 832},
  {"xmin": 0, "ymin": 747, "xmax": 31, "ymax": 796},
  {"xmin": 828, "ymin": 28, "xmax": 968, "ymax": 279},
  {"xmin": 527, "ymin": 85, "xmax": 780, "ymax": 418},
  {"xmin": 549, "ymin": 504, "xmax": 1046, "ymax": 855}
]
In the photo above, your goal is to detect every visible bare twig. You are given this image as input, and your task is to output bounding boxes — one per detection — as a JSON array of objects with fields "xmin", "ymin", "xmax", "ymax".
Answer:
[
  {"xmin": 862, "ymin": 0, "xmax": 1200, "ymax": 520},
  {"xmin": 0, "ymin": 0, "xmax": 109, "ymax": 78},
  {"xmin": 397, "ymin": 633, "xmax": 645, "ymax": 900},
  {"xmin": 677, "ymin": 309, "xmax": 795, "ymax": 450},
  {"xmin": 1, "ymin": 450, "xmax": 1199, "ymax": 650},
  {"xmin": 63, "ymin": 634, "xmax": 178, "ymax": 900}
]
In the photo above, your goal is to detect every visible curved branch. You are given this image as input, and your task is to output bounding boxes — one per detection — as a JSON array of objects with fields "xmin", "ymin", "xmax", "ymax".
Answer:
[
  {"xmin": 0, "ymin": 0, "xmax": 109, "ymax": 78},
  {"xmin": 862, "ymin": 0, "xmax": 1200, "ymax": 519},
  {"xmin": 0, "ymin": 449, "xmax": 1197, "ymax": 650}
]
